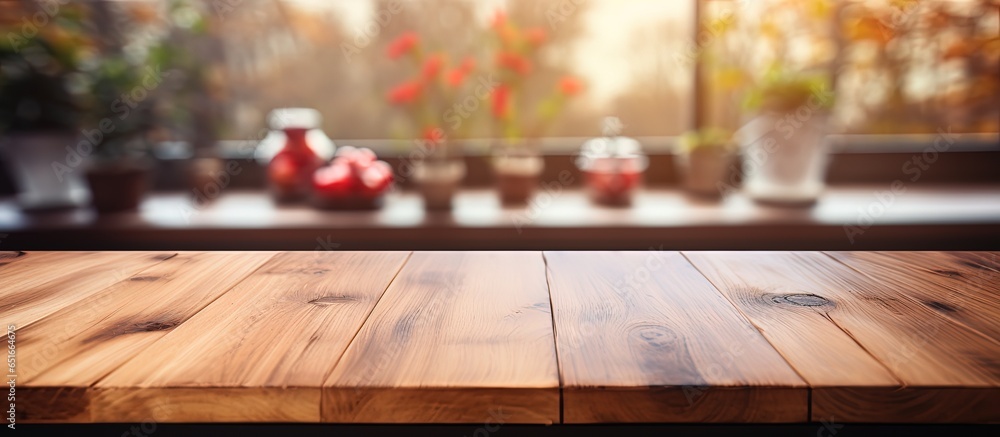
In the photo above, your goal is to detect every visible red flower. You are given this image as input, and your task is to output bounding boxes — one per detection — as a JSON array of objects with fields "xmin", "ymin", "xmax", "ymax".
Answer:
[
  {"xmin": 524, "ymin": 27, "xmax": 547, "ymax": 47},
  {"xmin": 387, "ymin": 31, "xmax": 419, "ymax": 59},
  {"xmin": 387, "ymin": 80, "xmax": 423, "ymax": 105},
  {"xmin": 558, "ymin": 76, "xmax": 584, "ymax": 96},
  {"xmin": 421, "ymin": 53, "xmax": 445, "ymax": 81},
  {"xmin": 498, "ymin": 25, "xmax": 519, "ymax": 48},
  {"xmin": 445, "ymin": 57, "xmax": 477, "ymax": 87},
  {"xmin": 491, "ymin": 10, "xmax": 507, "ymax": 29},
  {"xmin": 423, "ymin": 126, "xmax": 445, "ymax": 147},
  {"xmin": 446, "ymin": 68, "xmax": 467, "ymax": 87},
  {"xmin": 492, "ymin": 84, "xmax": 511, "ymax": 119},
  {"xmin": 496, "ymin": 52, "xmax": 532, "ymax": 76},
  {"xmin": 459, "ymin": 57, "xmax": 476, "ymax": 73}
]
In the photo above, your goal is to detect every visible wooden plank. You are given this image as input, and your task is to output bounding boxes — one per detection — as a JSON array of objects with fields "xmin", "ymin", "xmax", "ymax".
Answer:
[
  {"xmin": 544, "ymin": 251, "xmax": 806, "ymax": 423},
  {"xmin": 0, "ymin": 251, "xmax": 82, "ymax": 268},
  {"xmin": 93, "ymin": 251, "xmax": 410, "ymax": 423},
  {"xmin": 18, "ymin": 252, "xmax": 276, "ymax": 423},
  {"xmin": 1, "ymin": 251, "xmax": 176, "ymax": 328},
  {"xmin": 683, "ymin": 251, "xmax": 1000, "ymax": 423},
  {"xmin": 0, "ymin": 250, "xmax": 26, "ymax": 268},
  {"xmin": 827, "ymin": 251, "xmax": 1000, "ymax": 340},
  {"xmin": 323, "ymin": 252, "xmax": 559, "ymax": 424}
]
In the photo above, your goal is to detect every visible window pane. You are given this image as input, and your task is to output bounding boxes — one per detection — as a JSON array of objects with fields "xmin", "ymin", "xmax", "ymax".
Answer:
[
  {"xmin": 701, "ymin": 0, "xmax": 1000, "ymax": 135},
  {"xmin": 216, "ymin": 0, "xmax": 695, "ymax": 140}
]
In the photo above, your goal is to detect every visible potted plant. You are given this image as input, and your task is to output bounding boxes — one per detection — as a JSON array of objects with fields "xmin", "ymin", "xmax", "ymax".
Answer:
[
  {"xmin": 676, "ymin": 127, "xmax": 736, "ymax": 198},
  {"xmin": 737, "ymin": 71, "xmax": 834, "ymax": 205},
  {"xmin": 0, "ymin": 9, "xmax": 90, "ymax": 210},
  {"xmin": 486, "ymin": 12, "xmax": 583, "ymax": 205},
  {"xmin": 83, "ymin": 55, "xmax": 159, "ymax": 213},
  {"xmin": 384, "ymin": 32, "xmax": 477, "ymax": 210}
]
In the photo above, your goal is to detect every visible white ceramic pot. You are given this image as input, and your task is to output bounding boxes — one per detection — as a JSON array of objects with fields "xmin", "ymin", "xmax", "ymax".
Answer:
[
  {"xmin": 738, "ymin": 113, "xmax": 830, "ymax": 205},
  {"xmin": 0, "ymin": 132, "xmax": 87, "ymax": 210}
]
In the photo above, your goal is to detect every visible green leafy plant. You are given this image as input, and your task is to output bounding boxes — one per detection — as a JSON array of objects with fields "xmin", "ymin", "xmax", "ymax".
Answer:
[
  {"xmin": 86, "ymin": 54, "xmax": 159, "ymax": 161},
  {"xmin": 742, "ymin": 70, "xmax": 834, "ymax": 113},
  {"xmin": 679, "ymin": 127, "xmax": 735, "ymax": 154},
  {"xmin": 0, "ymin": 9, "xmax": 91, "ymax": 134}
]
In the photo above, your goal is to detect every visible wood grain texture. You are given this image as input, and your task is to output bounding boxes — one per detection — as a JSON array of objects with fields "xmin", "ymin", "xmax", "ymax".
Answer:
[
  {"xmin": 681, "ymin": 252, "xmax": 899, "ymax": 387},
  {"xmin": 7, "ymin": 251, "xmax": 1000, "ymax": 424},
  {"xmin": 1, "ymin": 251, "xmax": 176, "ymax": 328},
  {"xmin": 323, "ymin": 252, "xmax": 559, "ymax": 424},
  {"xmin": 18, "ymin": 252, "xmax": 277, "ymax": 422},
  {"xmin": 0, "ymin": 250, "xmax": 27, "ymax": 268},
  {"xmin": 827, "ymin": 251, "xmax": 1000, "ymax": 340},
  {"xmin": 93, "ymin": 251, "xmax": 410, "ymax": 423},
  {"xmin": 813, "ymin": 387, "xmax": 1000, "ymax": 423},
  {"xmin": 684, "ymin": 251, "xmax": 1000, "ymax": 423},
  {"xmin": 21, "ymin": 252, "xmax": 276, "ymax": 385},
  {"xmin": 544, "ymin": 251, "xmax": 806, "ymax": 423}
]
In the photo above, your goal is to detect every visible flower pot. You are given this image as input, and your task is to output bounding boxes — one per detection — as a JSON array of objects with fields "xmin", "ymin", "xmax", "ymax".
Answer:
[
  {"xmin": 85, "ymin": 163, "xmax": 150, "ymax": 214},
  {"xmin": 492, "ymin": 154, "xmax": 543, "ymax": 206},
  {"xmin": 738, "ymin": 112, "xmax": 830, "ymax": 205},
  {"xmin": 0, "ymin": 132, "xmax": 87, "ymax": 210},
  {"xmin": 413, "ymin": 159, "xmax": 465, "ymax": 211},
  {"xmin": 677, "ymin": 146, "xmax": 735, "ymax": 198}
]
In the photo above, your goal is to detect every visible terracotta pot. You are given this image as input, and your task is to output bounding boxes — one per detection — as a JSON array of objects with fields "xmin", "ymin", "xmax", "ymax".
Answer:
[
  {"xmin": 85, "ymin": 164, "xmax": 149, "ymax": 214},
  {"xmin": 678, "ymin": 146, "xmax": 735, "ymax": 198},
  {"xmin": 414, "ymin": 159, "xmax": 465, "ymax": 211},
  {"xmin": 492, "ymin": 154, "xmax": 543, "ymax": 206}
]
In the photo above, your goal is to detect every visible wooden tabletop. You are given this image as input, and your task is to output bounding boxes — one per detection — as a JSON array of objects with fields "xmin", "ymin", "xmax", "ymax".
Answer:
[
  {"xmin": 4, "ymin": 251, "xmax": 998, "ymax": 424},
  {"xmin": 3, "ymin": 186, "xmax": 1000, "ymax": 251}
]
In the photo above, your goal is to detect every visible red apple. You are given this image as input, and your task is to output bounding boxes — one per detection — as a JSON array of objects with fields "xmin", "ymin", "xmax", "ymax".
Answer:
[
  {"xmin": 313, "ymin": 160, "xmax": 356, "ymax": 197},
  {"xmin": 351, "ymin": 148, "xmax": 377, "ymax": 168},
  {"xmin": 334, "ymin": 145, "xmax": 357, "ymax": 158},
  {"xmin": 359, "ymin": 160, "xmax": 394, "ymax": 197}
]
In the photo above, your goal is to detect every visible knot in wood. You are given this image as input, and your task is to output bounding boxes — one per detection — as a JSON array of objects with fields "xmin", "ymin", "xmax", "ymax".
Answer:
[{"xmin": 769, "ymin": 293, "xmax": 830, "ymax": 307}]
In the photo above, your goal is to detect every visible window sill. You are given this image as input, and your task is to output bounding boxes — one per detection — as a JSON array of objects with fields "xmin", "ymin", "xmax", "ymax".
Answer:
[{"xmin": 2, "ymin": 185, "xmax": 998, "ymax": 251}]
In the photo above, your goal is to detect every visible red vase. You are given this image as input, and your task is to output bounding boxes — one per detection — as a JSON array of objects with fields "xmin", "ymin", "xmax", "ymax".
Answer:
[{"xmin": 268, "ymin": 127, "xmax": 323, "ymax": 202}]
